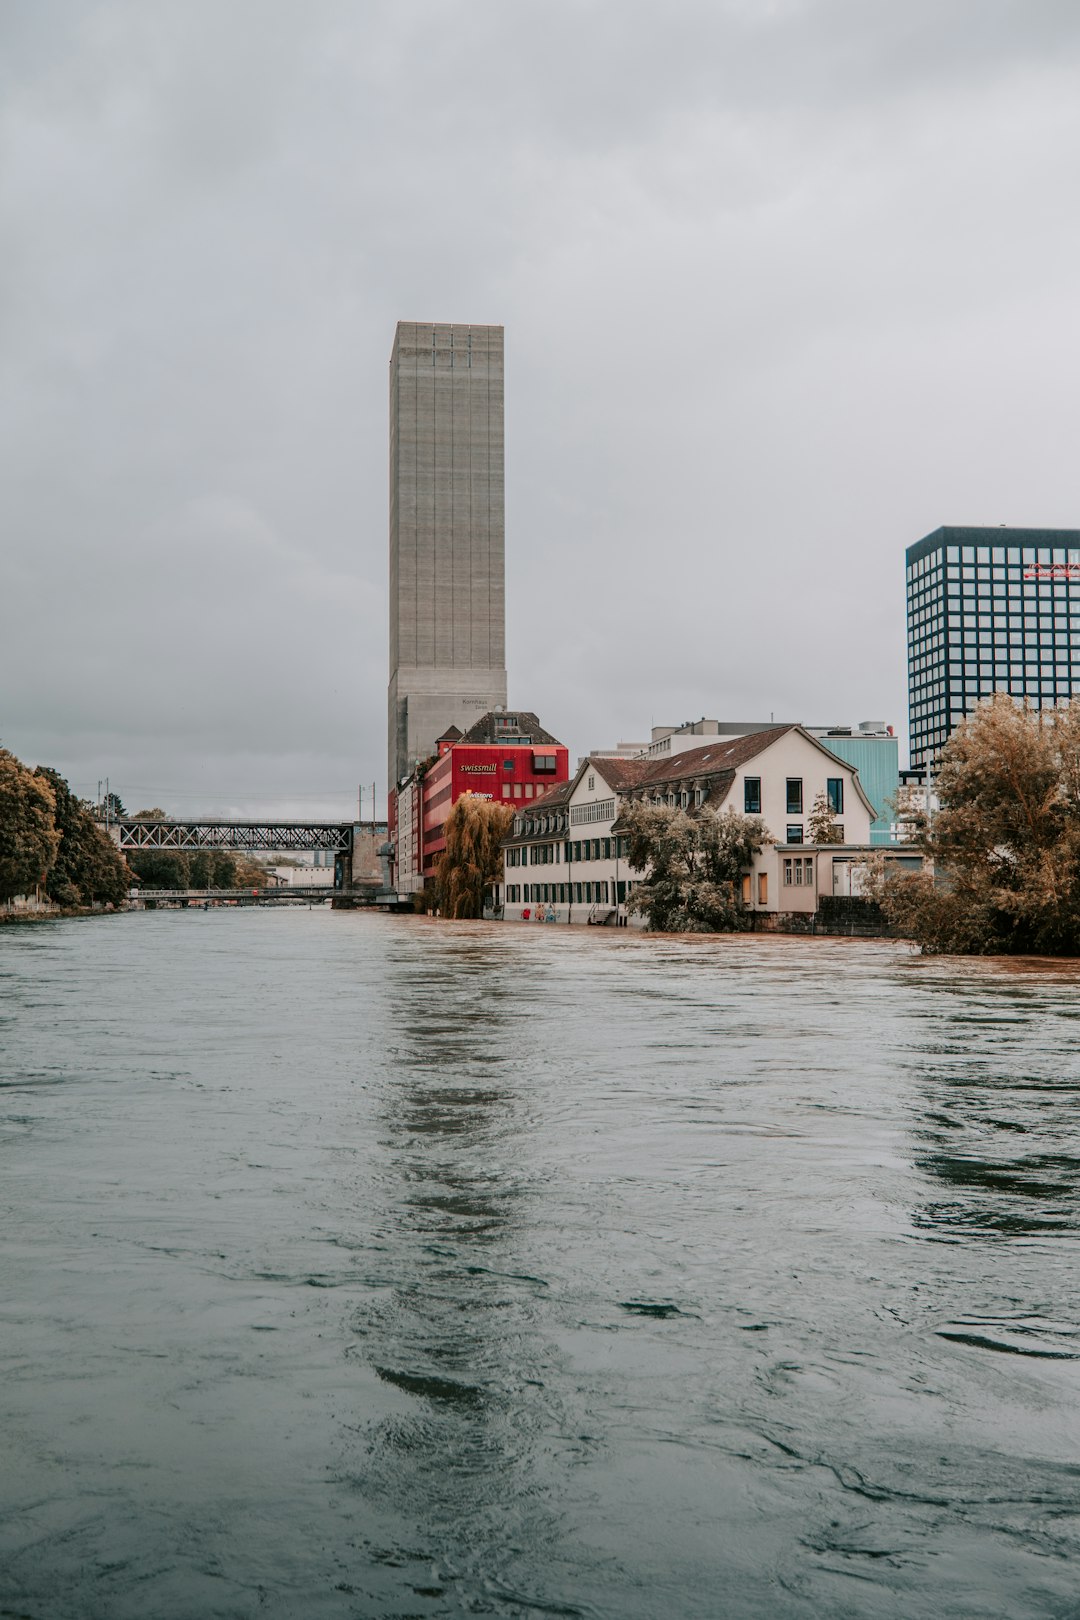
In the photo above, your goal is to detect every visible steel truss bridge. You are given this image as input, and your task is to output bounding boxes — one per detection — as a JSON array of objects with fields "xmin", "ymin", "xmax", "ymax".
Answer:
[{"xmin": 114, "ymin": 820, "xmax": 358, "ymax": 854}]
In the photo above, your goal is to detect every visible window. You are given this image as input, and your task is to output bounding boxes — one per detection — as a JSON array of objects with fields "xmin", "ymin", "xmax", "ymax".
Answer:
[
  {"xmin": 742, "ymin": 874, "xmax": 751, "ymax": 904},
  {"xmin": 744, "ymin": 777, "xmax": 761, "ymax": 815},
  {"xmin": 826, "ymin": 778, "xmax": 844, "ymax": 814},
  {"xmin": 834, "ymin": 825, "xmax": 844, "ymax": 842},
  {"xmin": 786, "ymin": 825, "xmax": 804, "ymax": 844},
  {"xmin": 758, "ymin": 873, "xmax": 768, "ymax": 905},
  {"xmin": 533, "ymin": 753, "xmax": 557, "ymax": 774},
  {"xmin": 588, "ymin": 775, "xmax": 595, "ymax": 791},
  {"xmin": 786, "ymin": 779, "xmax": 803, "ymax": 814},
  {"xmin": 503, "ymin": 759, "xmax": 515, "ymax": 772}
]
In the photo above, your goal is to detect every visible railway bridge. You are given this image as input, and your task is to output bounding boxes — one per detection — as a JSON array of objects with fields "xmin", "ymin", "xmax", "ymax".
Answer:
[{"xmin": 110, "ymin": 818, "xmax": 393, "ymax": 905}]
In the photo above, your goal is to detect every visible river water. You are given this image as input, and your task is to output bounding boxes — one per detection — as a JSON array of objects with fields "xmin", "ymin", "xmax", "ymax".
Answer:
[{"xmin": 2, "ymin": 911, "xmax": 1080, "ymax": 1619}]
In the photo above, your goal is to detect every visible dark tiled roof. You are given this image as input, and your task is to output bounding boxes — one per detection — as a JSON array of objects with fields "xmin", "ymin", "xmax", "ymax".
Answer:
[
  {"xmin": 435, "ymin": 724, "xmax": 463, "ymax": 743},
  {"xmin": 526, "ymin": 778, "xmax": 575, "ymax": 811},
  {"xmin": 460, "ymin": 710, "xmax": 563, "ymax": 746},
  {"xmin": 586, "ymin": 756, "xmax": 653, "ymax": 790}
]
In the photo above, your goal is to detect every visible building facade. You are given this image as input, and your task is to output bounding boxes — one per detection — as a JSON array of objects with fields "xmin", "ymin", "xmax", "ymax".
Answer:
[
  {"xmin": 803, "ymin": 723, "xmax": 899, "ymax": 844},
  {"xmin": 390, "ymin": 710, "xmax": 568, "ymax": 894},
  {"xmin": 388, "ymin": 321, "xmax": 508, "ymax": 795},
  {"xmin": 497, "ymin": 726, "xmax": 879, "ymax": 925},
  {"xmin": 907, "ymin": 526, "xmax": 1080, "ymax": 772}
]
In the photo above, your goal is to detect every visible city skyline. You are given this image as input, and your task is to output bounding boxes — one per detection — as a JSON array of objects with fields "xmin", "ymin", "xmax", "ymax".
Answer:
[{"xmin": 4, "ymin": 4, "xmax": 1080, "ymax": 815}]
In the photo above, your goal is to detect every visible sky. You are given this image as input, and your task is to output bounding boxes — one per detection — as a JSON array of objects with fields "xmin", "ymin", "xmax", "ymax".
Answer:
[{"xmin": 4, "ymin": 0, "xmax": 1080, "ymax": 818}]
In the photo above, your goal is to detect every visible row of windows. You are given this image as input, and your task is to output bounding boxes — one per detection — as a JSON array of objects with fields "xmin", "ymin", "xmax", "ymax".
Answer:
[
  {"xmin": 779, "ymin": 823, "xmax": 843, "ymax": 844},
  {"xmin": 908, "ymin": 545, "xmax": 1080, "ymax": 574},
  {"xmin": 570, "ymin": 798, "xmax": 616, "ymax": 825},
  {"xmin": 505, "ymin": 882, "xmax": 616, "ymax": 905},
  {"xmin": 783, "ymin": 857, "xmax": 815, "ymax": 885},
  {"xmin": 506, "ymin": 837, "xmax": 629, "ymax": 866}
]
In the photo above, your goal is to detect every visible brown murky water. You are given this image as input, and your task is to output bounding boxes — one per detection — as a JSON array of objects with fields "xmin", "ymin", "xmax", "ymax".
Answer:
[{"xmin": 2, "ymin": 911, "xmax": 1080, "ymax": 1617}]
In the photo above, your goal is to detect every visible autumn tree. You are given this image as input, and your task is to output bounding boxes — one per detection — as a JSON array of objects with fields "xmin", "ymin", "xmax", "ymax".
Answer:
[
  {"xmin": 34, "ymin": 768, "xmax": 130, "ymax": 907},
  {"xmin": 435, "ymin": 794, "xmax": 514, "ymax": 919},
  {"xmin": 621, "ymin": 802, "xmax": 771, "ymax": 932},
  {"xmin": 0, "ymin": 749, "xmax": 61, "ymax": 902},
  {"xmin": 870, "ymin": 694, "xmax": 1080, "ymax": 954},
  {"xmin": 807, "ymin": 791, "xmax": 844, "ymax": 844}
]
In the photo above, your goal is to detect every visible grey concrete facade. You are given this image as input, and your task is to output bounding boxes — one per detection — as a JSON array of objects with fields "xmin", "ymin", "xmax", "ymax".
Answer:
[{"xmin": 388, "ymin": 321, "xmax": 508, "ymax": 789}]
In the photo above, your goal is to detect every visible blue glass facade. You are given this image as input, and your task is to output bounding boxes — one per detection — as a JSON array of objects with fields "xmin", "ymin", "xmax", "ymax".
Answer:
[{"xmin": 907, "ymin": 526, "xmax": 1080, "ymax": 772}]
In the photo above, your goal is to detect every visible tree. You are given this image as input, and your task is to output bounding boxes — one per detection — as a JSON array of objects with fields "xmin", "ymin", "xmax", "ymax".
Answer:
[
  {"xmin": 0, "ymin": 749, "xmax": 61, "ymax": 902},
  {"xmin": 807, "ymin": 791, "xmax": 844, "ymax": 844},
  {"xmin": 435, "ymin": 794, "xmax": 514, "ymax": 919},
  {"xmin": 869, "ymin": 694, "xmax": 1080, "ymax": 954},
  {"xmin": 34, "ymin": 768, "xmax": 130, "ymax": 907},
  {"xmin": 621, "ymin": 801, "xmax": 771, "ymax": 932},
  {"xmin": 98, "ymin": 791, "xmax": 126, "ymax": 822}
]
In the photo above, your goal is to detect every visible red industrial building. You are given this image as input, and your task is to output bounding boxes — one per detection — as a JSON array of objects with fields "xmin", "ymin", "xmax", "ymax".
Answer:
[{"xmin": 389, "ymin": 710, "xmax": 569, "ymax": 895}]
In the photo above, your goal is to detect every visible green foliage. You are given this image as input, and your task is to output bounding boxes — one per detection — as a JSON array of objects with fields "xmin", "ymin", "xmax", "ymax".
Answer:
[
  {"xmin": 435, "ymin": 794, "xmax": 514, "ymax": 919},
  {"xmin": 869, "ymin": 694, "xmax": 1080, "ymax": 954},
  {"xmin": 34, "ymin": 768, "xmax": 130, "ymax": 907},
  {"xmin": 0, "ymin": 749, "xmax": 61, "ymax": 902},
  {"xmin": 126, "ymin": 847, "xmax": 248, "ymax": 891},
  {"xmin": 622, "ymin": 801, "xmax": 771, "ymax": 932},
  {"xmin": 807, "ymin": 791, "xmax": 844, "ymax": 844},
  {"xmin": 125, "ymin": 808, "xmax": 247, "ymax": 891}
]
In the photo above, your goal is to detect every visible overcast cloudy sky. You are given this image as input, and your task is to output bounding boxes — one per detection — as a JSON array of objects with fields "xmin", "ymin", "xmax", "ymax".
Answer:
[{"xmin": 3, "ymin": 0, "xmax": 1080, "ymax": 816}]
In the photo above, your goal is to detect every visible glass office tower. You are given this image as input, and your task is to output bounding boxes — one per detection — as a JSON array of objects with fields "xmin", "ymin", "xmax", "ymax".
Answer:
[{"xmin": 907, "ymin": 526, "xmax": 1080, "ymax": 773}]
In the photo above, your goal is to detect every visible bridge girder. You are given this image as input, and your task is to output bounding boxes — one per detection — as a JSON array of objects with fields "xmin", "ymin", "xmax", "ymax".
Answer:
[{"xmin": 115, "ymin": 821, "xmax": 354, "ymax": 853}]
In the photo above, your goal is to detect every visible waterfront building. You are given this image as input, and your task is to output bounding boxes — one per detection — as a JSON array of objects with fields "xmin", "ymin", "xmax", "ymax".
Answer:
[
  {"xmin": 907, "ymin": 525, "xmax": 1080, "ymax": 773},
  {"xmin": 387, "ymin": 321, "xmax": 508, "ymax": 795},
  {"xmin": 390, "ymin": 709, "xmax": 568, "ymax": 894},
  {"xmin": 497, "ymin": 726, "xmax": 878, "ymax": 925}
]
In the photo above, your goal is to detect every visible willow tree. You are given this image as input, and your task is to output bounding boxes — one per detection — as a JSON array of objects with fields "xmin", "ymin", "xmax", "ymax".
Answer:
[{"xmin": 435, "ymin": 794, "xmax": 514, "ymax": 919}]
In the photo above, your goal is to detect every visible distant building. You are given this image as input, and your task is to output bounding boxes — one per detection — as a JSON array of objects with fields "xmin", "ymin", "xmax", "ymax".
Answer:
[
  {"xmin": 639, "ymin": 718, "xmax": 779, "ymax": 760},
  {"xmin": 802, "ymin": 723, "xmax": 899, "ymax": 845},
  {"xmin": 390, "ymin": 709, "xmax": 569, "ymax": 894},
  {"xmin": 387, "ymin": 321, "xmax": 508, "ymax": 795},
  {"xmin": 907, "ymin": 525, "xmax": 1080, "ymax": 772}
]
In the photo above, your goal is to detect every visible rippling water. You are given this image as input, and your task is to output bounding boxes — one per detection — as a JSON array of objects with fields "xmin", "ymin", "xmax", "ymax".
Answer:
[{"xmin": 3, "ymin": 911, "xmax": 1080, "ymax": 1618}]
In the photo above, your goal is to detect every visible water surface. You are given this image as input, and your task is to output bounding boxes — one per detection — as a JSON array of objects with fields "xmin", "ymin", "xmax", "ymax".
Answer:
[{"xmin": 2, "ymin": 911, "xmax": 1080, "ymax": 1618}]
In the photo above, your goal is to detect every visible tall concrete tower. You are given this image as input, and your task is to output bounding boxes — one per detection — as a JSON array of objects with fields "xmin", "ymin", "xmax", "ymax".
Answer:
[{"xmin": 388, "ymin": 320, "xmax": 508, "ymax": 791}]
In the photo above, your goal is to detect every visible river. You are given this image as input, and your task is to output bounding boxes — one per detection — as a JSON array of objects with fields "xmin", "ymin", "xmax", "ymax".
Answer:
[{"xmin": 2, "ymin": 910, "xmax": 1079, "ymax": 1618}]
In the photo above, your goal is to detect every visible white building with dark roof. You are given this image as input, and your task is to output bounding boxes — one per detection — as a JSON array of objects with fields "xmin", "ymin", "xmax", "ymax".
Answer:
[{"xmin": 496, "ymin": 726, "xmax": 884, "ymax": 926}]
